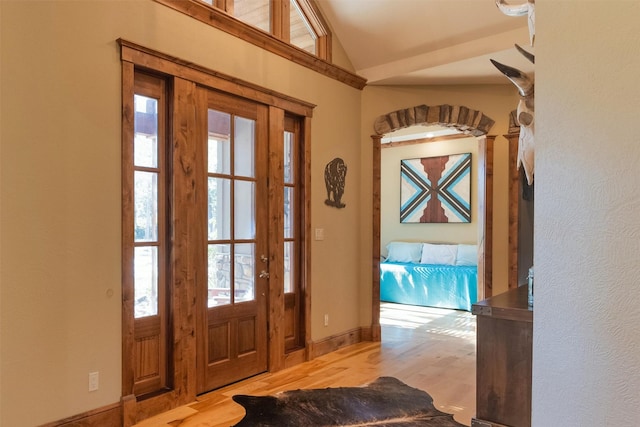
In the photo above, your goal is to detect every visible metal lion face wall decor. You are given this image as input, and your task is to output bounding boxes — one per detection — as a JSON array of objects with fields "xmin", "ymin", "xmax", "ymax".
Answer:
[{"xmin": 324, "ymin": 157, "xmax": 347, "ymax": 209}]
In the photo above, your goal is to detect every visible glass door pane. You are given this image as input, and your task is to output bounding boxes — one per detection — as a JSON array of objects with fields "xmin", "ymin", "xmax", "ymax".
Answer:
[
  {"xmin": 234, "ymin": 180, "xmax": 255, "ymax": 240},
  {"xmin": 284, "ymin": 128, "xmax": 296, "ymax": 294},
  {"xmin": 133, "ymin": 93, "xmax": 161, "ymax": 319},
  {"xmin": 234, "ymin": 243, "xmax": 255, "ymax": 302},
  {"xmin": 134, "ymin": 246, "xmax": 158, "ymax": 317},
  {"xmin": 207, "ymin": 107, "xmax": 257, "ymax": 307},
  {"xmin": 284, "ymin": 241, "xmax": 293, "ymax": 293},
  {"xmin": 234, "ymin": 116, "xmax": 255, "ymax": 178},
  {"xmin": 208, "ymin": 243, "xmax": 231, "ymax": 306},
  {"xmin": 208, "ymin": 177, "xmax": 231, "ymax": 240},
  {"xmin": 208, "ymin": 109, "xmax": 231, "ymax": 174}
]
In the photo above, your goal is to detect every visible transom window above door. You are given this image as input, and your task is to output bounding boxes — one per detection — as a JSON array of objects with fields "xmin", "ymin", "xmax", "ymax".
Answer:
[{"xmin": 183, "ymin": 0, "xmax": 326, "ymax": 56}]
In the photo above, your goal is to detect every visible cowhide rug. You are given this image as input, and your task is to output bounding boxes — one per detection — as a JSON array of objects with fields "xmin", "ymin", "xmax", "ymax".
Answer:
[{"xmin": 232, "ymin": 376, "xmax": 466, "ymax": 426}]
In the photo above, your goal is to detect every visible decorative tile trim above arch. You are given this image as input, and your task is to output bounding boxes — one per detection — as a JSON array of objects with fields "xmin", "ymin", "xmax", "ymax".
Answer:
[{"xmin": 373, "ymin": 104, "xmax": 495, "ymax": 136}]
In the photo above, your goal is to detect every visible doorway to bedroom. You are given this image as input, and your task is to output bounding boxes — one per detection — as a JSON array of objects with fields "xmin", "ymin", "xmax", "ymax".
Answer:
[{"xmin": 374, "ymin": 120, "xmax": 494, "ymax": 337}]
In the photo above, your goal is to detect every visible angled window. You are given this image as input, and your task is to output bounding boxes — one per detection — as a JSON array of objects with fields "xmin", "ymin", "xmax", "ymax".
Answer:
[{"xmin": 289, "ymin": 0, "xmax": 317, "ymax": 55}]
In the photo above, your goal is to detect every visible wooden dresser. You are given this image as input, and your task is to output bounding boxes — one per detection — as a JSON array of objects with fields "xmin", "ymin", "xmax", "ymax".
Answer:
[{"xmin": 471, "ymin": 285, "xmax": 533, "ymax": 427}]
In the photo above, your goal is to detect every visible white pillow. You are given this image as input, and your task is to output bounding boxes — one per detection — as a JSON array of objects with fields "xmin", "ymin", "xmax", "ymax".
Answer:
[
  {"xmin": 386, "ymin": 242, "xmax": 423, "ymax": 263},
  {"xmin": 420, "ymin": 243, "xmax": 458, "ymax": 265},
  {"xmin": 456, "ymin": 244, "xmax": 478, "ymax": 266}
]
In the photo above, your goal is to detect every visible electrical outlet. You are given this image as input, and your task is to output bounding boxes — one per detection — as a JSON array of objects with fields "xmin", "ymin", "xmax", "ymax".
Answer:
[
  {"xmin": 89, "ymin": 371, "xmax": 99, "ymax": 392},
  {"xmin": 324, "ymin": 314, "xmax": 329, "ymax": 327}
]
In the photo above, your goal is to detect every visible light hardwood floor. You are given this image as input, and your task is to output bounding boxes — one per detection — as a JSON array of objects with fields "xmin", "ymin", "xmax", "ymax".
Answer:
[{"xmin": 134, "ymin": 303, "xmax": 476, "ymax": 427}]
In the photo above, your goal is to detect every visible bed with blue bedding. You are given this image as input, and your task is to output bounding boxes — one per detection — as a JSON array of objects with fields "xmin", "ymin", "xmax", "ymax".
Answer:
[
  {"xmin": 380, "ymin": 261, "xmax": 477, "ymax": 311},
  {"xmin": 380, "ymin": 242, "xmax": 478, "ymax": 311}
]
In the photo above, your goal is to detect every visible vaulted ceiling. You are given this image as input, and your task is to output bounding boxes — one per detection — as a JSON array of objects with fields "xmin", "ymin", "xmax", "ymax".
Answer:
[{"xmin": 315, "ymin": 0, "xmax": 534, "ymax": 86}]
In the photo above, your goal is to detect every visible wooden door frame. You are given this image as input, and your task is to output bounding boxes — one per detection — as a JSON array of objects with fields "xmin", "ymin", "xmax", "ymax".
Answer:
[
  {"xmin": 506, "ymin": 131, "xmax": 520, "ymax": 289},
  {"xmin": 369, "ymin": 104, "xmax": 496, "ymax": 341}
]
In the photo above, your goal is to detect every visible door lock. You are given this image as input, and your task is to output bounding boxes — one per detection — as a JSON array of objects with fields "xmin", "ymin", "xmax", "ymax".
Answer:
[
  {"xmin": 260, "ymin": 254, "xmax": 268, "ymax": 263},
  {"xmin": 259, "ymin": 270, "xmax": 270, "ymax": 279}
]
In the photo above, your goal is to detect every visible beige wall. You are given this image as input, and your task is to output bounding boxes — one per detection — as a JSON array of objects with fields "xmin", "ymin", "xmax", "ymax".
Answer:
[
  {"xmin": 0, "ymin": 1, "xmax": 361, "ymax": 425},
  {"xmin": 380, "ymin": 137, "xmax": 479, "ymax": 253},
  {"xmin": 533, "ymin": 1, "xmax": 640, "ymax": 425}
]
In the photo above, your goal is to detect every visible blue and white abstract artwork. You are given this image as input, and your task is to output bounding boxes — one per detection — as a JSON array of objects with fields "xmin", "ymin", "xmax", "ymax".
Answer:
[{"xmin": 400, "ymin": 153, "xmax": 471, "ymax": 223}]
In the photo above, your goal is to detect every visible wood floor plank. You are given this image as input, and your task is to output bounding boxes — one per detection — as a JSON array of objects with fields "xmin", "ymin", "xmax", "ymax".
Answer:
[{"xmin": 134, "ymin": 303, "xmax": 476, "ymax": 426}]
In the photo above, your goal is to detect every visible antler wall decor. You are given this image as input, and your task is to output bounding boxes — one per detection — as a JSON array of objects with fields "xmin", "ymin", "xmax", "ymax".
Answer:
[
  {"xmin": 496, "ymin": 0, "xmax": 535, "ymax": 45},
  {"xmin": 492, "ymin": 0, "xmax": 536, "ymax": 184}
]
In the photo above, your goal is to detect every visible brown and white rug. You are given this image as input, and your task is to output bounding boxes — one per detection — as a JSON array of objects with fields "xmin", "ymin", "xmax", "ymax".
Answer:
[{"xmin": 232, "ymin": 376, "xmax": 466, "ymax": 426}]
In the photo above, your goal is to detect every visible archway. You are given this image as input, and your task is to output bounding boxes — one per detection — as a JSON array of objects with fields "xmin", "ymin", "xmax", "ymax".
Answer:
[{"xmin": 370, "ymin": 104, "xmax": 495, "ymax": 341}]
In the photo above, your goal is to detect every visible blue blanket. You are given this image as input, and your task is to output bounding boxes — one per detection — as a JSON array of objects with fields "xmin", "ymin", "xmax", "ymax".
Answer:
[{"xmin": 380, "ymin": 261, "xmax": 478, "ymax": 311}]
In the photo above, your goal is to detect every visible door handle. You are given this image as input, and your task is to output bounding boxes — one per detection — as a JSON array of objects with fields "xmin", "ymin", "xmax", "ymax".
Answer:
[{"xmin": 259, "ymin": 270, "xmax": 270, "ymax": 279}]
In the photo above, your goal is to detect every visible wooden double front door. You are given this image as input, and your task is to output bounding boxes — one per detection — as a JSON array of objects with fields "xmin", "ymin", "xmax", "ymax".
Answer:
[{"xmin": 123, "ymin": 43, "xmax": 310, "ymax": 419}]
